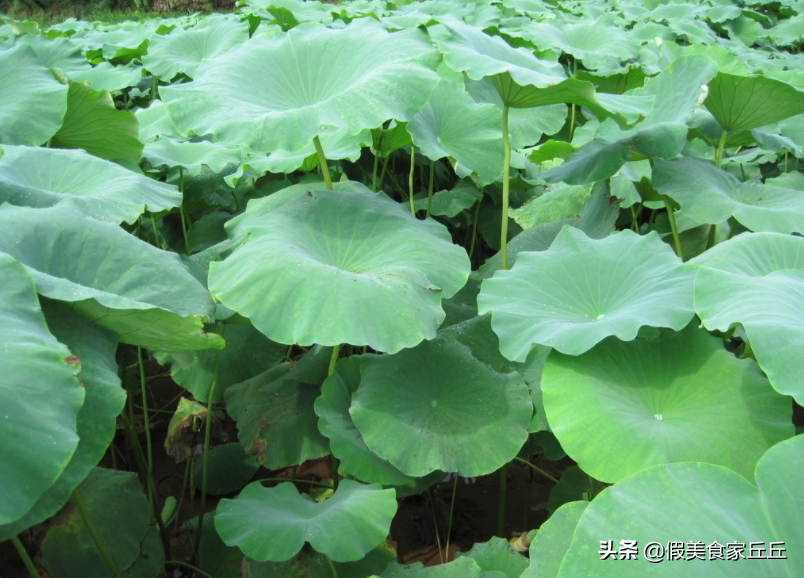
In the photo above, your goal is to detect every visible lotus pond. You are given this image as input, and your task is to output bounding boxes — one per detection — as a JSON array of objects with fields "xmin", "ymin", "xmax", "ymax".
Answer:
[{"xmin": 1, "ymin": 0, "xmax": 804, "ymax": 576}]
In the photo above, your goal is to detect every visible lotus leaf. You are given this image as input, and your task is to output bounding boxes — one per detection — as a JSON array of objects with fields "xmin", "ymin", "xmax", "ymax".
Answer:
[
  {"xmin": 162, "ymin": 19, "xmax": 440, "ymax": 153},
  {"xmin": 0, "ymin": 254, "xmax": 83, "ymax": 525},
  {"xmin": 479, "ymin": 227, "xmax": 695, "ymax": 359},
  {"xmin": 214, "ymin": 480, "xmax": 398, "ymax": 562},
  {"xmin": 0, "ymin": 43, "xmax": 68, "ymax": 146},
  {"xmin": 0, "ymin": 203, "xmax": 223, "ymax": 352},
  {"xmin": 350, "ymin": 335, "xmax": 532, "ymax": 477},
  {"xmin": 692, "ymin": 232, "xmax": 804, "ymax": 404},
  {"xmin": 209, "ymin": 190, "xmax": 470, "ymax": 353},
  {"xmin": 542, "ymin": 324, "xmax": 793, "ymax": 483},
  {"xmin": 555, "ymin": 435, "xmax": 803, "ymax": 576},
  {"xmin": 0, "ymin": 145, "xmax": 181, "ymax": 224}
]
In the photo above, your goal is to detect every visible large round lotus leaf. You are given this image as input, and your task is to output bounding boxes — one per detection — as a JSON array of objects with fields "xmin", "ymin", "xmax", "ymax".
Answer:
[
  {"xmin": 161, "ymin": 18, "xmax": 440, "ymax": 154},
  {"xmin": 555, "ymin": 435, "xmax": 804, "ymax": 577},
  {"xmin": 478, "ymin": 227, "xmax": 695, "ymax": 360},
  {"xmin": 143, "ymin": 137, "xmax": 242, "ymax": 176},
  {"xmin": 226, "ymin": 345, "xmax": 331, "ymax": 469},
  {"xmin": 0, "ymin": 300, "xmax": 124, "ymax": 541},
  {"xmin": 542, "ymin": 324, "xmax": 793, "ymax": 484},
  {"xmin": 142, "ymin": 16, "xmax": 248, "ymax": 80},
  {"xmin": 40, "ymin": 467, "xmax": 164, "ymax": 578},
  {"xmin": 350, "ymin": 335, "xmax": 532, "ymax": 477},
  {"xmin": 408, "ymin": 79, "xmax": 503, "ymax": 186},
  {"xmin": 0, "ymin": 145, "xmax": 181, "ymax": 224},
  {"xmin": 214, "ymin": 480, "xmax": 398, "ymax": 563},
  {"xmin": 0, "ymin": 254, "xmax": 83, "ymax": 525},
  {"xmin": 0, "ymin": 43, "xmax": 68, "ymax": 146},
  {"xmin": 522, "ymin": 501, "xmax": 588, "ymax": 578},
  {"xmin": 654, "ymin": 157, "xmax": 804, "ymax": 234},
  {"xmin": 704, "ymin": 72, "xmax": 804, "ymax": 132},
  {"xmin": 0, "ymin": 203, "xmax": 223, "ymax": 352},
  {"xmin": 50, "ymin": 81, "xmax": 144, "ymax": 165},
  {"xmin": 526, "ymin": 19, "xmax": 637, "ymax": 71},
  {"xmin": 454, "ymin": 537, "xmax": 529, "ymax": 578},
  {"xmin": 315, "ymin": 356, "xmax": 424, "ymax": 487},
  {"xmin": 691, "ymin": 232, "xmax": 804, "ymax": 404},
  {"xmin": 208, "ymin": 190, "xmax": 470, "ymax": 353}
]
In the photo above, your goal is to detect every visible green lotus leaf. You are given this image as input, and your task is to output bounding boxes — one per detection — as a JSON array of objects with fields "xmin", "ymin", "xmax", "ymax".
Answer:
[
  {"xmin": 50, "ymin": 81, "xmax": 143, "ymax": 164},
  {"xmin": 0, "ymin": 145, "xmax": 181, "ymax": 224},
  {"xmin": 413, "ymin": 180, "xmax": 482, "ymax": 218},
  {"xmin": 691, "ymin": 232, "xmax": 804, "ymax": 404},
  {"xmin": 0, "ymin": 203, "xmax": 223, "ymax": 352},
  {"xmin": 142, "ymin": 16, "xmax": 248, "ymax": 80},
  {"xmin": 162, "ymin": 19, "xmax": 440, "ymax": 153},
  {"xmin": 408, "ymin": 79, "xmax": 503, "ymax": 186},
  {"xmin": 526, "ymin": 19, "xmax": 637, "ymax": 71},
  {"xmin": 428, "ymin": 18, "xmax": 567, "ymax": 99},
  {"xmin": 479, "ymin": 227, "xmax": 695, "ymax": 360},
  {"xmin": 192, "ymin": 443, "xmax": 259, "ymax": 496},
  {"xmin": 547, "ymin": 465, "xmax": 589, "ymax": 514},
  {"xmin": 214, "ymin": 480, "xmax": 398, "ymax": 562},
  {"xmin": 66, "ymin": 62, "xmax": 143, "ymax": 93},
  {"xmin": 155, "ymin": 321, "xmax": 285, "ymax": 404},
  {"xmin": 544, "ymin": 56, "xmax": 717, "ymax": 185},
  {"xmin": 654, "ymin": 157, "xmax": 804, "ymax": 233},
  {"xmin": 522, "ymin": 501, "xmax": 588, "ymax": 578},
  {"xmin": 556, "ymin": 435, "xmax": 803, "ymax": 576},
  {"xmin": 463, "ymin": 77, "xmax": 567, "ymax": 149},
  {"xmin": 429, "ymin": 18, "xmax": 651, "ymax": 124},
  {"xmin": 0, "ymin": 255, "xmax": 83, "ymax": 526},
  {"xmin": 81, "ymin": 21, "xmax": 160, "ymax": 61},
  {"xmin": 40, "ymin": 468, "xmax": 164, "ymax": 578},
  {"xmin": 261, "ymin": 126, "xmax": 372, "ymax": 175},
  {"xmin": 143, "ymin": 137, "xmax": 242, "ymax": 176},
  {"xmin": 543, "ymin": 324, "xmax": 793, "ymax": 483},
  {"xmin": 316, "ymin": 356, "xmax": 428, "ymax": 487},
  {"xmin": 136, "ymin": 100, "xmax": 181, "ymax": 143},
  {"xmin": 0, "ymin": 300, "xmax": 123, "ymax": 540},
  {"xmin": 209, "ymin": 190, "xmax": 470, "ymax": 353},
  {"xmin": 510, "ymin": 183, "xmax": 594, "ymax": 229},
  {"xmin": 226, "ymin": 345, "xmax": 331, "ymax": 469},
  {"xmin": 17, "ymin": 34, "xmax": 90, "ymax": 73},
  {"xmin": 454, "ymin": 536, "xmax": 529, "ymax": 578},
  {"xmin": 704, "ymin": 72, "xmax": 804, "ymax": 132},
  {"xmin": 350, "ymin": 335, "xmax": 532, "ymax": 477},
  {"xmin": 0, "ymin": 43, "xmax": 68, "ymax": 146}
]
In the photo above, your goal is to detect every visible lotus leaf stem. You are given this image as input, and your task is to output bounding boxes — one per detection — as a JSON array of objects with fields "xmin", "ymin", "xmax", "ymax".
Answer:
[
  {"xmin": 500, "ymin": 104, "xmax": 512, "ymax": 270},
  {"xmin": 137, "ymin": 348, "xmax": 157, "ymax": 521},
  {"xmin": 178, "ymin": 171, "xmax": 191, "ymax": 255},
  {"xmin": 715, "ymin": 129, "xmax": 727, "ymax": 168},
  {"xmin": 426, "ymin": 160, "xmax": 435, "ymax": 219},
  {"xmin": 10, "ymin": 535, "xmax": 40, "ymax": 578},
  {"xmin": 514, "ymin": 457, "xmax": 559, "ymax": 484},
  {"xmin": 72, "ymin": 488, "xmax": 125, "ymax": 578},
  {"xmin": 497, "ymin": 465, "xmax": 507, "ymax": 537},
  {"xmin": 663, "ymin": 196, "xmax": 684, "ymax": 260},
  {"xmin": 195, "ymin": 341, "xmax": 222, "ymax": 555},
  {"xmin": 313, "ymin": 135, "xmax": 334, "ymax": 191},
  {"xmin": 325, "ymin": 554, "xmax": 339, "ymax": 578},
  {"xmin": 166, "ymin": 560, "xmax": 214, "ymax": 578},
  {"xmin": 408, "ymin": 145, "xmax": 416, "ymax": 216},
  {"xmin": 445, "ymin": 474, "xmax": 458, "ymax": 557}
]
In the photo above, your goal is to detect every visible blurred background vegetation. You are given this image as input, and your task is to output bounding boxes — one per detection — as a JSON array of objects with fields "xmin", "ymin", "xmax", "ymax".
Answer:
[{"xmin": 0, "ymin": 0, "xmax": 237, "ymax": 27}]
